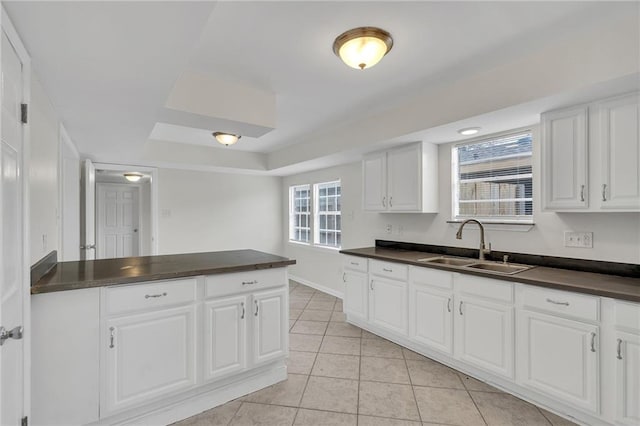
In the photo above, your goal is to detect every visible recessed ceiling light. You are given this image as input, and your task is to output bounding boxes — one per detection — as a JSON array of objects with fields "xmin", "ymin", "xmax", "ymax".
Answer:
[
  {"xmin": 124, "ymin": 172, "xmax": 143, "ymax": 182},
  {"xmin": 213, "ymin": 132, "xmax": 241, "ymax": 146},
  {"xmin": 458, "ymin": 127, "xmax": 481, "ymax": 136},
  {"xmin": 333, "ymin": 27, "xmax": 393, "ymax": 70}
]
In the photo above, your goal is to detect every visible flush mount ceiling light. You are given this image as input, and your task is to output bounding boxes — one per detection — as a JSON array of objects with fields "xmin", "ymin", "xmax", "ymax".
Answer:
[
  {"xmin": 333, "ymin": 27, "xmax": 393, "ymax": 70},
  {"xmin": 458, "ymin": 127, "xmax": 481, "ymax": 136},
  {"xmin": 213, "ymin": 132, "xmax": 241, "ymax": 146},
  {"xmin": 123, "ymin": 172, "xmax": 143, "ymax": 182}
]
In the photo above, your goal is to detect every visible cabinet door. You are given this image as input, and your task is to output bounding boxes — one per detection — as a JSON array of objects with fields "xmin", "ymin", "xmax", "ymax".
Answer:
[
  {"xmin": 409, "ymin": 283, "xmax": 453, "ymax": 355},
  {"xmin": 344, "ymin": 270, "xmax": 368, "ymax": 322},
  {"xmin": 615, "ymin": 331, "xmax": 640, "ymax": 425},
  {"xmin": 517, "ymin": 310, "xmax": 599, "ymax": 413},
  {"xmin": 252, "ymin": 288, "xmax": 288, "ymax": 366},
  {"xmin": 598, "ymin": 93, "xmax": 640, "ymax": 210},
  {"xmin": 455, "ymin": 297, "xmax": 514, "ymax": 379},
  {"xmin": 204, "ymin": 295, "xmax": 247, "ymax": 383},
  {"xmin": 542, "ymin": 106, "xmax": 589, "ymax": 210},
  {"xmin": 363, "ymin": 152, "xmax": 387, "ymax": 211},
  {"xmin": 370, "ymin": 277, "xmax": 408, "ymax": 336},
  {"xmin": 387, "ymin": 145, "xmax": 421, "ymax": 211},
  {"xmin": 103, "ymin": 305, "xmax": 197, "ymax": 414}
]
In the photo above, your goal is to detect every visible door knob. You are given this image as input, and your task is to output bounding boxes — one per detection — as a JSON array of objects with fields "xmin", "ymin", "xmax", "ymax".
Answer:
[{"xmin": 0, "ymin": 326, "xmax": 23, "ymax": 346}]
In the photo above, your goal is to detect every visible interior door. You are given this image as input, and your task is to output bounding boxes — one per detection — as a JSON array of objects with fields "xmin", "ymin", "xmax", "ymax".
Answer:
[
  {"xmin": 1, "ymin": 29, "xmax": 25, "ymax": 426},
  {"xmin": 96, "ymin": 183, "xmax": 140, "ymax": 259},
  {"xmin": 80, "ymin": 159, "xmax": 96, "ymax": 260}
]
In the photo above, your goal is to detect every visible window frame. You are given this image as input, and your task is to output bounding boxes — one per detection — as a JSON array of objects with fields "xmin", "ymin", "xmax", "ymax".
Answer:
[
  {"xmin": 288, "ymin": 184, "xmax": 312, "ymax": 244},
  {"xmin": 313, "ymin": 180, "xmax": 342, "ymax": 249},
  {"xmin": 451, "ymin": 129, "xmax": 534, "ymax": 224}
]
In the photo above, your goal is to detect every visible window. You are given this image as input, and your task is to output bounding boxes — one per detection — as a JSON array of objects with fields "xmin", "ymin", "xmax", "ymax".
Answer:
[
  {"xmin": 315, "ymin": 181, "xmax": 341, "ymax": 248},
  {"xmin": 289, "ymin": 185, "xmax": 311, "ymax": 243},
  {"xmin": 452, "ymin": 132, "xmax": 533, "ymax": 222},
  {"xmin": 288, "ymin": 180, "xmax": 342, "ymax": 248}
]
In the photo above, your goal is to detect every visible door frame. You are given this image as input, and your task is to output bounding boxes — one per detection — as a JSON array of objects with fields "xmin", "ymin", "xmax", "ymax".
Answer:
[
  {"xmin": 95, "ymin": 182, "xmax": 141, "ymax": 259},
  {"xmin": 58, "ymin": 123, "xmax": 80, "ymax": 261},
  {"xmin": 1, "ymin": 5, "xmax": 32, "ymax": 421},
  {"xmin": 93, "ymin": 163, "xmax": 159, "ymax": 255}
]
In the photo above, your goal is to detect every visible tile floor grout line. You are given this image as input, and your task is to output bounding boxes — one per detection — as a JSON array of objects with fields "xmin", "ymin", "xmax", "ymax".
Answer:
[
  {"xmin": 536, "ymin": 406, "xmax": 556, "ymax": 426},
  {"xmin": 225, "ymin": 399, "xmax": 244, "ymax": 426},
  {"xmin": 467, "ymin": 389, "xmax": 490, "ymax": 426},
  {"xmin": 402, "ymin": 345, "xmax": 424, "ymax": 425}
]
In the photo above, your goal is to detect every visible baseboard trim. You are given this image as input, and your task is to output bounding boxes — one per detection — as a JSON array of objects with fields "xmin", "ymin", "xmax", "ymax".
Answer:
[{"xmin": 289, "ymin": 275, "xmax": 343, "ymax": 299}]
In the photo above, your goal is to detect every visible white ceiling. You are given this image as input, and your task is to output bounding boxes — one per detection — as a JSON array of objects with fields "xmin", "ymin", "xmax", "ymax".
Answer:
[{"xmin": 4, "ymin": 1, "xmax": 639, "ymax": 175}]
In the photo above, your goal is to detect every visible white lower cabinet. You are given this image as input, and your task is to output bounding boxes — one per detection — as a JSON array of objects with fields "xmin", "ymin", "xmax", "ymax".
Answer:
[
  {"xmin": 614, "ymin": 331, "xmax": 640, "ymax": 425},
  {"xmin": 253, "ymin": 288, "xmax": 288, "ymax": 365},
  {"xmin": 103, "ymin": 304, "xmax": 198, "ymax": 415},
  {"xmin": 344, "ymin": 270, "xmax": 368, "ymax": 322},
  {"xmin": 204, "ymin": 295, "xmax": 247, "ymax": 382},
  {"xmin": 370, "ymin": 276, "xmax": 408, "ymax": 336},
  {"xmin": 517, "ymin": 309, "xmax": 599, "ymax": 413}
]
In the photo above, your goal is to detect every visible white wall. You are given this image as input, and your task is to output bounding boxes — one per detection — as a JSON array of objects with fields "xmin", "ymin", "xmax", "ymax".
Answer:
[
  {"xmin": 283, "ymin": 125, "xmax": 640, "ymax": 296},
  {"xmin": 158, "ymin": 168, "xmax": 283, "ymax": 256}
]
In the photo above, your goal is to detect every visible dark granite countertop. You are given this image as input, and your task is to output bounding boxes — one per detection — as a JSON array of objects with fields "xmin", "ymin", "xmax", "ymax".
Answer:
[
  {"xmin": 341, "ymin": 247, "xmax": 640, "ymax": 303},
  {"xmin": 32, "ymin": 250, "xmax": 296, "ymax": 294}
]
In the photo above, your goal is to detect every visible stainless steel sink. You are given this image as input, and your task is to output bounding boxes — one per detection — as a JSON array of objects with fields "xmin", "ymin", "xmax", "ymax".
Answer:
[
  {"xmin": 465, "ymin": 262, "xmax": 532, "ymax": 275},
  {"xmin": 416, "ymin": 257, "xmax": 478, "ymax": 267}
]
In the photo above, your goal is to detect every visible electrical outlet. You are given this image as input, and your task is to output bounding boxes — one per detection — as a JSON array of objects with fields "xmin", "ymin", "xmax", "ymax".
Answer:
[
  {"xmin": 564, "ymin": 231, "xmax": 593, "ymax": 248},
  {"xmin": 385, "ymin": 224, "xmax": 392, "ymax": 234}
]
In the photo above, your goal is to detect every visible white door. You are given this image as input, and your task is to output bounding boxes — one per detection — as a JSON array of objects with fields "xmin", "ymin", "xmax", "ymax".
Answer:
[
  {"xmin": 409, "ymin": 283, "xmax": 453, "ymax": 355},
  {"xmin": 598, "ymin": 92, "xmax": 640, "ymax": 210},
  {"xmin": 615, "ymin": 331, "xmax": 640, "ymax": 425},
  {"xmin": 541, "ymin": 106, "xmax": 589, "ymax": 210},
  {"xmin": 387, "ymin": 144, "xmax": 421, "ymax": 212},
  {"xmin": 96, "ymin": 183, "xmax": 140, "ymax": 259},
  {"xmin": 80, "ymin": 159, "xmax": 96, "ymax": 260},
  {"xmin": 344, "ymin": 270, "xmax": 368, "ymax": 322},
  {"xmin": 252, "ymin": 288, "xmax": 287, "ymax": 366},
  {"xmin": 1, "ymin": 29, "xmax": 25, "ymax": 426},
  {"xmin": 362, "ymin": 152, "xmax": 387, "ymax": 211},
  {"xmin": 455, "ymin": 296, "xmax": 514, "ymax": 379},
  {"xmin": 59, "ymin": 126, "xmax": 80, "ymax": 261},
  {"xmin": 517, "ymin": 310, "xmax": 599, "ymax": 413},
  {"xmin": 204, "ymin": 295, "xmax": 247, "ymax": 382},
  {"xmin": 370, "ymin": 277, "xmax": 408, "ymax": 336},
  {"xmin": 103, "ymin": 305, "xmax": 197, "ymax": 415}
]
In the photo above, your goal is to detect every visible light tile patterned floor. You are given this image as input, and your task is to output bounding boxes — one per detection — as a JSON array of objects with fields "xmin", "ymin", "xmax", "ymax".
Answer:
[{"xmin": 175, "ymin": 282, "xmax": 577, "ymax": 426}]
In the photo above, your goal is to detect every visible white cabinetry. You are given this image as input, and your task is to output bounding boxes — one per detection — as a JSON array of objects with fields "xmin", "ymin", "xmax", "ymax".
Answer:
[
  {"xmin": 369, "ymin": 260, "xmax": 408, "ymax": 336},
  {"xmin": 362, "ymin": 142, "xmax": 438, "ymax": 213},
  {"xmin": 613, "ymin": 300, "xmax": 640, "ymax": 425},
  {"xmin": 204, "ymin": 295, "xmax": 247, "ymax": 382},
  {"xmin": 343, "ymin": 256, "xmax": 369, "ymax": 322},
  {"xmin": 252, "ymin": 288, "xmax": 288, "ymax": 365}
]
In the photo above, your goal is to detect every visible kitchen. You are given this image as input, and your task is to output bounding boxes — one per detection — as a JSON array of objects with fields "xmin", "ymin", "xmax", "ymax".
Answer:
[{"xmin": 1, "ymin": 2, "xmax": 639, "ymax": 426}]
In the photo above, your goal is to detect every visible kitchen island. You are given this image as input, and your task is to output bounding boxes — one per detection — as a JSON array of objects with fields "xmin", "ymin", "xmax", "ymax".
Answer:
[{"xmin": 30, "ymin": 250, "xmax": 295, "ymax": 426}]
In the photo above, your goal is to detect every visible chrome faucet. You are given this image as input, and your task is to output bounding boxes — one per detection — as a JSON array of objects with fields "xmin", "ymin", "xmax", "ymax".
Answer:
[{"xmin": 456, "ymin": 219, "xmax": 491, "ymax": 261}]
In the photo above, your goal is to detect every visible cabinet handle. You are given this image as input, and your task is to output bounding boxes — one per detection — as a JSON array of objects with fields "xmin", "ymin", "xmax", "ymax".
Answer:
[
  {"xmin": 389, "ymin": 196, "xmax": 393, "ymax": 208},
  {"xmin": 370, "ymin": 280, "xmax": 374, "ymax": 291},
  {"xmin": 350, "ymin": 262, "xmax": 358, "ymax": 266},
  {"xmin": 382, "ymin": 196, "xmax": 386, "ymax": 207},
  {"xmin": 580, "ymin": 185, "xmax": 585, "ymax": 202},
  {"xmin": 382, "ymin": 268, "xmax": 393, "ymax": 273},
  {"xmin": 109, "ymin": 327, "xmax": 115, "ymax": 349},
  {"xmin": 343, "ymin": 272, "xmax": 346, "ymax": 283},
  {"xmin": 602, "ymin": 184, "xmax": 607, "ymax": 201},
  {"xmin": 590, "ymin": 332, "xmax": 597, "ymax": 353},
  {"xmin": 254, "ymin": 300, "xmax": 259, "ymax": 317},
  {"xmin": 459, "ymin": 301, "xmax": 463, "ymax": 315},
  {"xmin": 616, "ymin": 338, "xmax": 623, "ymax": 360},
  {"xmin": 447, "ymin": 298, "xmax": 452, "ymax": 313},
  {"xmin": 241, "ymin": 302, "xmax": 245, "ymax": 319},
  {"xmin": 242, "ymin": 280, "xmax": 258, "ymax": 285},
  {"xmin": 545, "ymin": 298, "xmax": 569, "ymax": 306},
  {"xmin": 145, "ymin": 292, "xmax": 167, "ymax": 299}
]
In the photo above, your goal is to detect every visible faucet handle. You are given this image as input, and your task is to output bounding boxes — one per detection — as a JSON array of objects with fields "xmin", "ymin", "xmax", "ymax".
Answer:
[{"xmin": 503, "ymin": 255, "xmax": 509, "ymax": 264}]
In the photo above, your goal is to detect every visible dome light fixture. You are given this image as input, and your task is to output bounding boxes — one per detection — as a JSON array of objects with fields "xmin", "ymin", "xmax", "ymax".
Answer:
[
  {"xmin": 123, "ymin": 172, "xmax": 143, "ymax": 182},
  {"xmin": 333, "ymin": 27, "xmax": 393, "ymax": 70},
  {"xmin": 213, "ymin": 132, "xmax": 241, "ymax": 146},
  {"xmin": 458, "ymin": 127, "xmax": 481, "ymax": 136}
]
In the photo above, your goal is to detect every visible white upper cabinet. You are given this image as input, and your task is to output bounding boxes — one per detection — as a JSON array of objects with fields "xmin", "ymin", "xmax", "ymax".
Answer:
[
  {"xmin": 597, "ymin": 92, "xmax": 640, "ymax": 210},
  {"xmin": 542, "ymin": 106, "xmax": 589, "ymax": 210},
  {"xmin": 362, "ymin": 142, "xmax": 438, "ymax": 213}
]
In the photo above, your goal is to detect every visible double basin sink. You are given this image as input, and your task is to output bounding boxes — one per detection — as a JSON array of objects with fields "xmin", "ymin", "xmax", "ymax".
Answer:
[{"xmin": 416, "ymin": 256, "xmax": 534, "ymax": 275}]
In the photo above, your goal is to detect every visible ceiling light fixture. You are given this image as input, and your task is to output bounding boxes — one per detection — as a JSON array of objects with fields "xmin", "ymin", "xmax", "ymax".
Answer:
[
  {"xmin": 458, "ymin": 127, "xmax": 481, "ymax": 136},
  {"xmin": 333, "ymin": 27, "xmax": 393, "ymax": 70},
  {"xmin": 124, "ymin": 172, "xmax": 143, "ymax": 182},
  {"xmin": 213, "ymin": 132, "xmax": 241, "ymax": 146}
]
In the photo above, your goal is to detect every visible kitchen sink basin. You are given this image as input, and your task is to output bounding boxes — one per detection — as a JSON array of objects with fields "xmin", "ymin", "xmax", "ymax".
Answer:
[
  {"xmin": 465, "ymin": 262, "xmax": 532, "ymax": 275},
  {"xmin": 416, "ymin": 257, "xmax": 477, "ymax": 267}
]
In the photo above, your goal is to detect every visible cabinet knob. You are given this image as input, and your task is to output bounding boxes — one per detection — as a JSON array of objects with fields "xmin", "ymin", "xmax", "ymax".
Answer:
[
  {"xmin": 602, "ymin": 184, "xmax": 607, "ymax": 202},
  {"xmin": 580, "ymin": 185, "xmax": 585, "ymax": 202},
  {"xmin": 459, "ymin": 301, "xmax": 464, "ymax": 316},
  {"xmin": 590, "ymin": 332, "xmax": 597, "ymax": 353},
  {"xmin": 109, "ymin": 327, "xmax": 115, "ymax": 349},
  {"xmin": 616, "ymin": 338, "xmax": 623, "ymax": 360},
  {"xmin": 382, "ymin": 196, "xmax": 386, "ymax": 208}
]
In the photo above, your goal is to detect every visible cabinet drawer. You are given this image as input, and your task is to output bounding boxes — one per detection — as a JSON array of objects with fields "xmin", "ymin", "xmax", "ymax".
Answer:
[
  {"xmin": 205, "ymin": 268, "xmax": 286, "ymax": 298},
  {"xmin": 343, "ymin": 255, "xmax": 368, "ymax": 273},
  {"xmin": 370, "ymin": 260, "xmax": 408, "ymax": 281},
  {"xmin": 105, "ymin": 278, "xmax": 197, "ymax": 316},
  {"xmin": 521, "ymin": 285, "xmax": 600, "ymax": 322},
  {"xmin": 410, "ymin": 266, "xmax": 453, "ymax": 290},
  {"xmin": 615, "ymin": 300, "xmax": 640, "ymax": 331},
  {"xmin": 456, "ymin": 274, "xmax": 513, "ymax": 303}
]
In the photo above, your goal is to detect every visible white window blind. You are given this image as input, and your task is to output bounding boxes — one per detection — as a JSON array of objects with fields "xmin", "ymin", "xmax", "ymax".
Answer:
[
  {"xmin": 453, "ymin": 132, "xmax": 533, "ymax": 222},
  {"xmin": 289, "ymin": 185, "xmax": 311, "ymax": 243},
  {"xmin": 314, "ymin": 181, "xmax": 341, "ymax": 248}
]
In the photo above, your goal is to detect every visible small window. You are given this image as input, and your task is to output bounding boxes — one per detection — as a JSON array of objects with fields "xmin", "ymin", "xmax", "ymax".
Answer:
[
  {"xmin": 314, "ymin": 181, "xmax": 341, "ymax": 248},
  {"xmin": 289, "ymin": 184, "xmax": 311, "ymax": 243},
  {"xmin": 452, "ymin": 132, "xmax": 533, "ymax": 222}
]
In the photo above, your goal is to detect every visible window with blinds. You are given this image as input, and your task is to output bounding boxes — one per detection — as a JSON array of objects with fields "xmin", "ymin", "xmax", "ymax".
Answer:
[
  {"xmin": 452, "ymin": 132, "xmax": 533, "ymax": 222},
  {"xmin": 289, "ymin": 184, "xmax": 311, "ymax": 243},
  {"xmin": 314, "ymin": 181, "xmax": 341, "ymax": 248}
]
